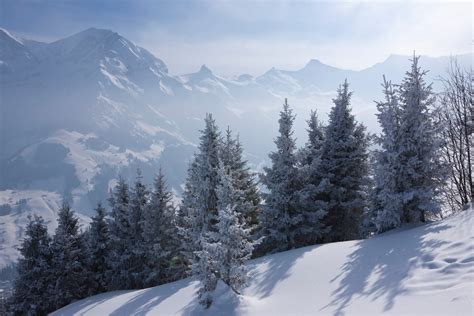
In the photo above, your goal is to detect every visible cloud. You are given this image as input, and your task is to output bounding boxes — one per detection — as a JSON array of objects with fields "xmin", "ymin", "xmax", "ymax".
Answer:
[{"xmin": 135, "ymin": 1, "xmax": 471, "ymax": 76}]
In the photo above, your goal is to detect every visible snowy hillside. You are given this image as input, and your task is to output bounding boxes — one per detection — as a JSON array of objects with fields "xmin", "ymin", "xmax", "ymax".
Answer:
[{"xmin": 53, "ymin": 209, "xmax": 474, "ymax": 316}]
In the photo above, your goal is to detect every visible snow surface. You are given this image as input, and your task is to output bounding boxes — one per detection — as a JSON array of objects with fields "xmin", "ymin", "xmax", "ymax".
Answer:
[{"xmin": 53, "ymin": 208, "xmax": 474, "ymax": 316}]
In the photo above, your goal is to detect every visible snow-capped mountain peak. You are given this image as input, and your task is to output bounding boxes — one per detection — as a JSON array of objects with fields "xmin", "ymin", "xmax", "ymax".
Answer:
[
  {"xmin": 181, "ymin": 64, "xmax": 219, "ymax": 85},
  {"xmin": 303, "ymin": 58, "xmax": 325, "ymax": 68},
  {"xmin": 0, "ymin": 28, "xmax": 36, "ymax": 73},
  {"xmin": 0, "ymin": 28, "xmax": 24, "ymax": 45},
  {"xmin": 198, "ymin": 64, "xmax": 213, "ymax": 75}
]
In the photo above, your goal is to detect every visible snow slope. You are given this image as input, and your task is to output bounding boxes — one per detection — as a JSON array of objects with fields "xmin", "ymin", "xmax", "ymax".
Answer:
[{"xmin": 53, "ymin": 208, "xmax": 474, "ymax": 316}]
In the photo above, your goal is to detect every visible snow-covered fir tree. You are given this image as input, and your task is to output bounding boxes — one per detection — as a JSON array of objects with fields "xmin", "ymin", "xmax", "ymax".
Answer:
[
  {"xmin": 220, "ymin": 127, "xmax": 261, "ymax": 240},
  {"xmin": 194, "ymin": 162, "xmax": 254, "ymax": 307},
  {"xmin": 130, "ymin": 169, "xmax": 148, "ymax": 241},
  {"xmin": 395, "ymin": 55, "xmax": 446, "ymax": 223},
  {"xmin": 180, "ymin": 114, "xmax": 222, "ymax": 306},
  {"xmin": 50, "ymin": 202, "xmax": 91, "ymax": 310},
  {"xmin": 179, "ymin": 114, "xmax": 222, "ymax": 260},
  {"xmin": 193, "ymin": 236, "xmax": 218, "ymax": 308},
  {"xmin": 108, "ymin": 171, "xmax": 150, "ymax": 290},
  {"xmin": 86, "ymin": 203, "xmax": 111, "ymax": 294},
  {"xmin": 9, "ymin": 215, "xmax": 53, "ymax": 315},
  {"xmin": 181, "ymin": 116, "xmax": 259, "ymax": 308},
  {"xmin": 298, "ymin": 110, "xmax": 325, "ymax": 168},
  {"xmin": 142, "ymin": 168, "xmax": 183, "ymax": 285},
  {"xmin": 295, "ymin": 110, "xmax": 328, "ymax": 246},
  {"xmin": 177, "ymin": 159, "xmax": 201, "ymax": 270},
  {"xmin": 260, "ymin": 99, "xmax": 300, "ymax": 253},
  {"xmin": 214, "ymin": 163, "xmax": 254, "ymax": 293},
  {"xmin": 107, "ymin": 176, "xmax": 136, "ymax": 290},
  {"xmin": 373, "ymin": 76, "xmax": 403, "ymax": 232},
  {"xmin": 108, "ymin": 176, "xmax": 131, "ymax": 242},
  {"xmin": 317, "ymin": 81, "xmax": 370, "ymax": 242}
]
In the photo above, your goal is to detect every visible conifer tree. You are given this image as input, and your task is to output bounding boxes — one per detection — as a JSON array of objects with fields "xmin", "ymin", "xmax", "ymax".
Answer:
[
  {"xmin": 395, "ymin": 55, "xmax": 446, "ymax": 222},
  {"xmin": 194, "ymin": 163, "xmax": 254, "ymax": 307},
  {"xmin": 193, "ymin": 236, "xmax": 218, "ymax": 308},
  {"xmin": 214, "ymin": 164, "xmax": 254, "ymax": 293},
  {"xmin": 295, "ymin": 110, "xmax": 328, "ymax": 246},
  {"xmin": 130, "ymin": 169, "xmax": 148, "ymax": 239},
  {"xmin": 108, "ymin": 171, "xmax": 150, "ymax": 290},
  {"xmin": 108, "ymin": 176, "xmax": 131, "ymax": 242},
  {"xmin": 86, "ymin": 203, "xmax": 111, "ymax": 294},
  {"xmin": 177, "ymin": 159, "xmax": 201, "ymax": 270},
  {"xmin": 373, "ymin": 77, "xmax": 403, "ymax": 232},
  {"xmin": 180, "ymin": 114, "xmax": 221, "ymax": 258},
  {"xmin": 180, "ymin": 114, "xmax": 222, "ymax": 307},
  {"xmin": 10, "ymin": 215, "xmax": 53, "ymax": 315},
  {"xmin": 50, "ymin": 202, "xmax": 91, "ymax": 310},
  {"xmin": 107, "ymin": 176, "xmax": 134, "ymax": 290},
  {"xmin": 220, "ymin": 127, "xmax": 261, "ymax": 238},
  {"xmin": 317, "ymin": 81, "xmax": 370, "ymax": 242},
  {"xmin": 260, "ymin": 99, "xmax": 299, "ymax": 253},
  {"xmin": 143, "ymin": 168, "xmax": 183, "ymax": 285}
]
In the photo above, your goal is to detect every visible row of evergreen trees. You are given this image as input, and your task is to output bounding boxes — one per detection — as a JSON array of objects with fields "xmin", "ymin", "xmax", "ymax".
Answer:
[
  {"xmin": 183, "ymin": 56, "xmax": 446, "ymax": 307},
  {"xmin": 259, "ymin": 81, "xmax": 369, "ymax": 255},
  {"xmin": 8, "ymin": 169, "xmax": 182, "ymax": 315},
  {"xmin": 8, "ymin": 55, "xmax": 448, "ymax": 312}
]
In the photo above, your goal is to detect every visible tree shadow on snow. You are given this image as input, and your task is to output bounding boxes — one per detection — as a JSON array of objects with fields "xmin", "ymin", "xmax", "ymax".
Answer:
[
  {"xmin": 109, "ymin": 279, "xmax": 195, "ymax": 316},
  {"xmin": 180, "ymin": 245, "xmax": 315, "ymax": 315},
  {"xmin": 251, "ymin": 246, "xmax": 316, "ymax": 299},
  {"xmin": 321, "ymin": 221, "xmax": 452, "ymax": 316},
  {"xmin": 179, "ymin": 281, "xmax": 242, "ymax": 316},
  {"xmin": 53, "ymin": 293, "xmax": 112, "ymax": 315}
]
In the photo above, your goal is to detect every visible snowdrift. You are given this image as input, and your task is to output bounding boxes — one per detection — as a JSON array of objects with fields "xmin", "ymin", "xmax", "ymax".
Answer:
[{"xmin": 53, "ymin": 209, "xmax": 474, "ymax": 315}]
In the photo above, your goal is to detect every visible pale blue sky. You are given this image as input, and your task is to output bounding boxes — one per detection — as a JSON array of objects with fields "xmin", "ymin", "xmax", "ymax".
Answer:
[{"xmin": 1, "ymin": 0, "xmax": 472, "ymax": 76}]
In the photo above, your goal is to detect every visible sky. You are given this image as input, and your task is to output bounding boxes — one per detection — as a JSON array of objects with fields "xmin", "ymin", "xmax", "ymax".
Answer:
[{"xmin": 1, "ymin": 0, "xmax": 472, "ymax": 76}]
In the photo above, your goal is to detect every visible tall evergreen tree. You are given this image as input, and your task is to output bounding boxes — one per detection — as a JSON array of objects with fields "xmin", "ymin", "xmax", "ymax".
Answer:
[
  {"xmin": 180, "ymin": 114, "xmax": 222, "ymax": 307},
  {"xmin": 108, "ymin": 176, "xmax": 131, "ymax": 242},
  {"xmin": 373, "ymin": 77, "xmax": 403, "ymax": 232},
  {"xmin": 130, "ymin": 169, "xmax": 148, "ymax": 240},
  {"xmin": 193, "ymin": 234, "xmax": 218, "ymax": 309},
  {"xmin": 107, "ymin": 176, "xmax": 134, "ymax": 290},
  {"xmin": 260, "ymin": 99, "xmax": 300, "ymax": 253},
  {"xmin": 317, "ymin": 81, "xmax": 370, "ymax": 242},
  {"xmin": 86, "ymin": 203, "xmax": 111, "ymax": 294},
  {"xmin": 220, "ymin": 127, "xmax": 261, "ymax": 239},
  {"xmin": 395, "ymin": 55, "xmax": 445, "ymax": 222},
  {"xmin": 214, "ymin": 164, "xmax": 254, "ymax": 293},
  {"xmin": 180, "ymin": 114, "xmax": 222, "ymax": 258},
  {"xmin": 108, "ymin": 171, "xmax": 150, "ymax": 290},
  {"xmin": 194, "ymin": 163, "xmax": 255, "ymax": 308},
  {"xmin": 177, "ymin": 159, "xmax": 200, "ymax": 271},
  {"xmin": 295, "ymin": 110, "xmax": 328, "ymax": 246},
  {"xmin": 9, "ymin": 215, "xmax": 53, "ymax": 315},
  {"xmin": 143, "ymin": 168, "xmax": 183, "ymax": 285},
  {"xmin": 50, "ymin": 202, "xmax": 91, "ymax": 310}
]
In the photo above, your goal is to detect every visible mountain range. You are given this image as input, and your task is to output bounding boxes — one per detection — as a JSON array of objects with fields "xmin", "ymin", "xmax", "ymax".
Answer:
[{"xmin": 0, "ymin": 27, "xmax": 471, "ymax": 267}]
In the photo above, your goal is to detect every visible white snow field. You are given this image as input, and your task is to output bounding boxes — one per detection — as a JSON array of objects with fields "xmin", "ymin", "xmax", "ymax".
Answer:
[{"xmin": 53, "ymin": 209, "xmax": 474, "ymax": 316}]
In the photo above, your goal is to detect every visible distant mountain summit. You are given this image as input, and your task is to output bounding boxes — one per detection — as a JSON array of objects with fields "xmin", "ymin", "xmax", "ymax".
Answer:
[{"xmin": 0, "ymin": 28, "xmax": 37, "ymax": 73}]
